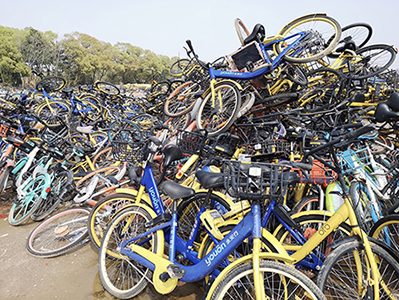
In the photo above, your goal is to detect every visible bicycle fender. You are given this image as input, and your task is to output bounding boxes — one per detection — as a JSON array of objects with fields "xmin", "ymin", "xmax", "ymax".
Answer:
[{"xmin": 204, "ymin": 252, "xmax": 294, "ymax": 300}]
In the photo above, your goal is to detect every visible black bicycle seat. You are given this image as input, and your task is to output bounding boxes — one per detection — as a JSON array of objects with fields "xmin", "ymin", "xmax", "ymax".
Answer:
[
  {"xmin": 162, "ymin": 144, "xmax": 183, "ymax": 169},
  {"xmin": 160, "ymin": 180, "xmax": 195, "ymax": 200},
  {"xmin": 374, "ymin": 102, "xmax": 399, "ymax": 122},
  {"xmin": 243, "ymin": 23, "xmax": 266, "ymax": 45},
  {"xmin": 195, "ymin": 170, "xmax": 225, "ymax": 189}
]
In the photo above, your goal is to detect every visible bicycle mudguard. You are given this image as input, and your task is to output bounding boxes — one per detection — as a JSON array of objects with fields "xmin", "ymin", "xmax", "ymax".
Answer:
[{"xmin": 204, "ymin": 252, "xmax": 294, "ymax": 300}]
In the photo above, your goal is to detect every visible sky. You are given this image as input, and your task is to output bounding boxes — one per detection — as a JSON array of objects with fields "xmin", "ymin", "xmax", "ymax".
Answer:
[{"xmin": 1, "ymin": 0, "xmax": 399, "ymax": 69}]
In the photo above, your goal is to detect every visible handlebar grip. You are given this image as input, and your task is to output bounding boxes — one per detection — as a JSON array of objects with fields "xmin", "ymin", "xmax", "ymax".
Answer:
[
  {"xmin": 291, "ymin": 162, "xmax": 313, "ymax": 171},
  {"xmin": 186, "ymin": 40, "xmax": 195, "ymax": 54}
]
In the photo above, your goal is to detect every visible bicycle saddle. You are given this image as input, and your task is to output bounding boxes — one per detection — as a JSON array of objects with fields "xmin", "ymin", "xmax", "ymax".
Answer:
[
  {"xmin": 374, "ymin": 102, "xmax": 399, "ymax": 122},
  {"xmin": 162, "ymin": 144, "xmax": 183, "ymax": 169},
  {"xmin": 386, "ymin": 92, "xmax": 399, "ymax": 111},
  {"xmin": 196, "ymin": 170, "xmax": 225, "ymax": 189},
  {"xmin": 160, "ymin": 180, "xmax": 195, "ymax": 200},
  {"xmin": 61, "ymin": 87, "xmax": 74, "ymax": 98},
  {"xmin": 243, "ymin": 23, "xmax": 266, "ymax": 45},
  {"xmin": 334, "ymin": 38, "xmax": 358, "ymax": 54}
]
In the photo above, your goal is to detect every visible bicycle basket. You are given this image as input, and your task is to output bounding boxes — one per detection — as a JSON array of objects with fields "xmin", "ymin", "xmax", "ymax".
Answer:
[
  {"xmin": 176, "ymin": 130, "xmax": 208, "ymax": 155},
  {"xmin": 337, "ymin": 147, "xmax": 372, "ymax": 175},
  {"xmin": 247, "ymin": 139, "xmax": 291, "ymax": 159},
  {"xmin": 227, "ymin": 41, "xmax": 267, "ymax": 72},
  {"xmin": 223, "ymin": 160, "xmax": 293, "ymax": 201},
  {"xmin": 111, "ymin": 129, "xmax": 146, "ymax": 164},
  {"xmin": 299, "ymin": 159, "xmax": 337, "ymax": 185},
  {"xmin": 208, "ymin": 133, "xmax": 241, "ymax": 158}
]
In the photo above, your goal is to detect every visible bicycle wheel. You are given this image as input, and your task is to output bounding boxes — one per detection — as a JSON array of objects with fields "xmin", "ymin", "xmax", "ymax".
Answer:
[
  {"xmin": 210, "ymin": 260, "xmax": 326, "ymax": 300},
  {"xmin": 350, "ymin": 180, "xmax": 377, "ymax": 233},
  {"xmin": 92, "ymin": 147, "xmax": 114, "ymax": 169},
  {"xmin": 36, "ymin": 76, "xmax": 67, "ymax": 92},
  {"xmin": 276, "ymin": 14, "xmax": 342, "ymax": 63},
  {"xmin": 31, "ymin": 170, "xmax": 74, "ymax": 221},
  {"xmin": 95, "ymin": 81, "xmax": 120, "ymax": 96},
  {"xmin": 170, "ymin": 59, "xmax": 191, "ymax": 77},
  {"xmin": 98, "ymin": 205, "xmax": 161, "ymax": 299},
  {"xmin": 8, "ymin": 173, "xmax": 48, "ymax": 226},
  {"xmin": 328, "ymin": 22, "xmax": 373, "ymax": 58},
  {"xmin": 317, "ymin": 240, "xmax": 399, "ymax": 299},
  {"xmin": 26, "ymin": 207, "xmax": 90, "ymax": 258},
  {"xmin": 235, "ymin": 18, "xmax": 250, "ymax": 46},
  {"xmin": 197, "ymin": 81, "xmax": 241, "ymax": 137},
  {"xmin": 88, "ymin": 193, "xmax": 138, "ymax": 250},
  {"xmin": 352, "ymin": 44, "xmax": 397, "ymax": 79},
  {"xmin": 35, "ymin": 101, "xmax": 71, "ymax": 126},
  {"xmin": 369, "ymin": 214, "xmax": 399, "ymax": 253},
  {"xmin": 164, "ymin": 81, "xmax": 201, "ymax": 117}
]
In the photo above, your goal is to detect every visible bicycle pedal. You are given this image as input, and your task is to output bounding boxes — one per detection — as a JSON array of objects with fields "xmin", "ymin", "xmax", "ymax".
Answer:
[{"xmin": 166, "ymin": 264, "xmax": 186, "ymax": 279}]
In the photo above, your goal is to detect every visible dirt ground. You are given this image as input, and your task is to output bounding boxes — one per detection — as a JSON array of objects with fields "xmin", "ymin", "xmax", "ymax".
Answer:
[{"xmin": 0, "ymin": 199, "xmax": 203, "ymax": 300}]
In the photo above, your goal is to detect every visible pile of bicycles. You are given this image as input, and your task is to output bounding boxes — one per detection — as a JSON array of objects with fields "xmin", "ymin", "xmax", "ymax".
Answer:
[{"xmin": 2, "ymin": 12, "xmax": 399, "ymax": 300}]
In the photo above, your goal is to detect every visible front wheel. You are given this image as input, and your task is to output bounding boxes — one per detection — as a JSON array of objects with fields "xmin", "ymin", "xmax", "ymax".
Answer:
[
  {"xmin": 210, "ymin": 260, "xmax": 326, "ymax": 300},
  {"xmin": 98, "ymin": 205, "xmax": 162, "ymax": 299},
  {"xmin": 196, "ymin": 81, "xmax": 241, "ymax": 137},
  {"xmin": 369, "ymin": 214, "xmax": 399, "ymax": 253},
  {"xmin": 276, "ymin": 14, "xmax": 342, "ymax": 63}
]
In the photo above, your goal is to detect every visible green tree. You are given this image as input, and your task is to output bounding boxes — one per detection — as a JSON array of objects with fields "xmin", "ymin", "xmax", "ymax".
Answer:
[{"xmin": 0, "ymin": 26, "xmax": 30, "ymax": 85}]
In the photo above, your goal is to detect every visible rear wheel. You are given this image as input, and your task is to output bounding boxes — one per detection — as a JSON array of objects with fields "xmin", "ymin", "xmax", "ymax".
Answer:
[
  {"xmin": 164, "ymin": 81, "xmax": 201, "ymax": 117},
  {"xmin": 98, "ymin": 205, "xmax": 161, "ymax": 299}
]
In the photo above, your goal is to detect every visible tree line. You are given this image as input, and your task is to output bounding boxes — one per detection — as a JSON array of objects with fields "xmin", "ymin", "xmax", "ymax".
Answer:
[{"xmin": 0, "ymin": 26, "xmax": 177, "ymax": 87}]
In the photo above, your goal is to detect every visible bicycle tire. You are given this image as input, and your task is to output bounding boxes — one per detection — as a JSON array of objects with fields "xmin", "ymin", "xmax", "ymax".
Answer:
[
  {"xmin": 369, "ymin": 214, "xmax": 399, "ymax": 253},
  {"xmin": 98, "ymin": 205, "xmax": 161, "ymax": 299},
  {"xmin": 328, "ymin": 22, "xmax": 373, "ymax": 58},
  {"xmin": 35, "ymin": 101, "xmax": 71, "ymax": 125},
  {"xmin": 8, "ymin": 173, "xmax": 48, "ymax": 226},
  {"xmin": 26, "ymin": 207, "xmax": 90, "ymax": 258},
  {"xmin": 92, "ymin": 147, "xmax": 114, "ymax": 169},
  {"xmin": 170, "ymin": 58, "xmax": 191, "ymax": 77},
  {"xmin": 352, "ymin": 44, "xmax": 397, "ymax": 79},
  {"xmin": 234, "ymin": 18, "xmax": 250, "ymax": 46},
  {"xmin": 164, "ymin": 81, "xmax": 201, "ymax": 117},
  {"xmin": 95, "ymin": 81, "xmax": 120, "ymax": 96},
  {"xmin": 316, "ymin": 240, "xmax": 399, "ymax": 299},
  {"xmin": 276, "ymin": 14, "xmax": 342, "ymax": 63},
  {"xmin": 88, "ymin": 193, "xmax": 138, "ymax": 250},
  {"xmin": 196, "ymin": 81, "xmax": 241, "ymax": 137},
  {"xmin": 31, "ymin": 170, "xmax": 74, "ymax": 221},
  {"xmin": 210, "ymin": 260, "xmax": 326, "ymax": 300},
  {"xmin": 36, "ymin": 76, "xmax": 67, "ymax": 92}
]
